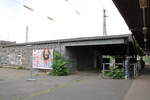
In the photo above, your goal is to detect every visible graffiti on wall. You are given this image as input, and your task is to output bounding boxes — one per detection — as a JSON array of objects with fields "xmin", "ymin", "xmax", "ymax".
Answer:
[
  {"xmin": 0, "ymin": 54, "xmax": 22, "ymax": 65},
  {"xmin": 32, "ymin": 49, "xmax": 53, "ymax": 69},
  {"xmin": 8, "ymin": 54, "xmax": 22, "ymax": 65},
  {"xmin": 0, "ymin": 56, "xmax": 8, "ymax": 64}
]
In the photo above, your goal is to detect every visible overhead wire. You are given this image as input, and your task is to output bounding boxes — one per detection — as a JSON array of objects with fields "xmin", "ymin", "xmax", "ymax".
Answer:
[
  {"xmin": 65, "ymin": 0, "xmax": 106, "ymax": 35},
  {"xmin": 13, "ymin": 0, "xmax": 54, "ymax": 21},
  {"xmin": 14, "ymin": 0, "xmax": 105, "ymax": 35},
  {"xmin": 97, "ymin": 0, "xmax": 104, "ymax": 9},
  {"xmin": 65, "ymin": 0, "xmax": 98, "ymax": 34},
  {"xmin": 65, "ymin": 0, "xmax": 80, "ymax": 15}
]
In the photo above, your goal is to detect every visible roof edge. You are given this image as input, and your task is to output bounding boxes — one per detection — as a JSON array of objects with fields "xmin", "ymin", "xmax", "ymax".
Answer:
[{"xmin": 1, "ymin": 34, "xmax": 131, "ymax": 47}]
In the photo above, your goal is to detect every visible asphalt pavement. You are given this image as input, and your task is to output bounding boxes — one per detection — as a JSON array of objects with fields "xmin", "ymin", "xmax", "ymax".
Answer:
[{"xmin": 0, "ymin": 66, "xmax": 149, "ymax": 100}]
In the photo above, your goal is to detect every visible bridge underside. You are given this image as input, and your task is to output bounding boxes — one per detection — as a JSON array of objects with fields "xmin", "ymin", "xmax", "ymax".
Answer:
[
  {"xmin": 66, "ymin": 35, "xmax": 143, "ymax": 71},
  {"xmin": 112, "ymin": 0, "xmax": 150, "ymax": 53}
]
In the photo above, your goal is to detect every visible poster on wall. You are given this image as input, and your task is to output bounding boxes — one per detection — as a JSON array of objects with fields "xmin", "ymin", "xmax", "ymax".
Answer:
[{"xmin": 32, "ymin": 49, "xmax": 53, "ymax": 69}]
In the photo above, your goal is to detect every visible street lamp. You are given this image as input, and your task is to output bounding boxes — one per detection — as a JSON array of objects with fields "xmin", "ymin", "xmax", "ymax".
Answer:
[
  {"xmin": 23, "ymin": 5, "xmax": 54, "ymax": 81},
  {"xmin": 26, "ymin": 44, "xmax": 36, "ymax": 81}
]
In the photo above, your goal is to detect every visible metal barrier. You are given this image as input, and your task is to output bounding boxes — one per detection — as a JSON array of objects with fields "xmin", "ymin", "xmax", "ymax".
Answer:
[{"xmin": 102, "ymin": 63, "xmax": 139, "ymax": 79}]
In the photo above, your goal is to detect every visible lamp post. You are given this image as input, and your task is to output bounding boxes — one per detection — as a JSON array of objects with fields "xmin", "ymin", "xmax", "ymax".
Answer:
[
  {"xmin": 23, "ymin": 5, "xmax": 54, "ymax": 43},
  {"xmin": 26, "ymin": 44, "xmax": 36, "ymax": 81},
  {"xmin": 23, "ymin": 5, "xmax": 54, "ymax": 81}
]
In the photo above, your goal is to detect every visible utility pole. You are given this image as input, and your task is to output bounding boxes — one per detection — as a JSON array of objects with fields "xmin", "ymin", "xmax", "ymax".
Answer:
[
  {"xmin": 26, "ymin": 26, "xmax": 28, "ymax": 43},
  {"xmin": 103, "ymin": 9, "xmax": 107, "ymax": 36}
]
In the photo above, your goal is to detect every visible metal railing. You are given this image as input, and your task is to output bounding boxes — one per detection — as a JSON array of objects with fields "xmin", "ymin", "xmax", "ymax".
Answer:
[{"xmin": 102, "ymin": 63, "xmax": 139, "ymax": 79}]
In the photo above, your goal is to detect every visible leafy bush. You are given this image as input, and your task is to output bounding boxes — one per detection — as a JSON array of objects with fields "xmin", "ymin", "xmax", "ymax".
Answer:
[
  {"xmin": 50, "ymin": 51, "xmax": 69, "ymax": 76},
  {"xmin": 15, "ymin": 66, "xmax": 24, "ymax": 70},
  {"xmin": 106, "ymin": 66, "xmax": 124, "ymax": 79}
]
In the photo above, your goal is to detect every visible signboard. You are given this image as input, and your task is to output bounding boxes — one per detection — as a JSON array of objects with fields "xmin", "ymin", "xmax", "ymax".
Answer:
[{"xmin": 32, "ymin": 49, "xmax": 53, "ymax": 69}]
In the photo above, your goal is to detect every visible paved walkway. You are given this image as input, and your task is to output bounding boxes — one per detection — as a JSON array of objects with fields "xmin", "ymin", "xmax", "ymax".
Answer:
[
  {"xmin": 0, "ymin": 68, "xmax": 132, "ymax": 100},
  {"xmin": 123, "ymin": 65, "xmax": 150, "ymax": 100},
  {"xmin": 0, "ymin": 66, "xmax": 150, "ymax": 100}
]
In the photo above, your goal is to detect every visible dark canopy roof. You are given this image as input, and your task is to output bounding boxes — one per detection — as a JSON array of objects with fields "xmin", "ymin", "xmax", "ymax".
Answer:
[{"xmin": 112, "ymin": 0, "xmax": 150, "ymax": 53}]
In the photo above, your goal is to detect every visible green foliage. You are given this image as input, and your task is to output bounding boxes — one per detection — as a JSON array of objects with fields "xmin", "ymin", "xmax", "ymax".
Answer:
[
  {"xmin": 109, "ymin": 56, "xmax": 115, "ymax": 63},
  {"xmin": 50, "ymin": 51, "xmax": 69, "ymax": 76},
  {"xmin": 144, "ymin": 56, "xmax": 150, "ymax": 64},
  {"xmin": 105, "ymin": 66, "xmax": 124, "ymax": 79},
  {"xmin": 103, "ymin": 56, "xmax": 115, "ymax": 63},
  {"xmin": 15, "ymin": 66, "xmax": 24, "ymax": 70}
]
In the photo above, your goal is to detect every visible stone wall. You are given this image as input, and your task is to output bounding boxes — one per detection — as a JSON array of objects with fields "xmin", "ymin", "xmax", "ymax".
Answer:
[
  {"xmin": 0, "ymin": 42, "xmax": 63, "ymax": 69},
  {"xmin": 0, "ymin": 41, "xmax": 16, "ymax": 46},
  {"xmin": 0, "ymin": 41, "xmax": 96, "ymax": 71}
]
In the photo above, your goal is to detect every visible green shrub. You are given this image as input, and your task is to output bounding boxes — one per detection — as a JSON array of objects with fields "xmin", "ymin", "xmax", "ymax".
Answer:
[
  {"xmin": 15, "ymin": 66, "xmax": 24, "ymax": 70},
  {"xmin": 106, "ymin": 66, "xmax": 124, "ymax": 79},
  {"xmin": 50, "ymin": 51, "xmax": 69, "ymax": 76}
]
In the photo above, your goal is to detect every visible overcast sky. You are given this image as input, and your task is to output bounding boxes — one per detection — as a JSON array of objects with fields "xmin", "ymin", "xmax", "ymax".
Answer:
[{"xmin": 0, "ymin": 0, "xmax": 131, "ymax": 43}]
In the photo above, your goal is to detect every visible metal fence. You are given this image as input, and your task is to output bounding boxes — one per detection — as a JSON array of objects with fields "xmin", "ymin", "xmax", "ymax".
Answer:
[{"xmin": 102, "ymin": 62, "xmax": 139, "ymax": 79}]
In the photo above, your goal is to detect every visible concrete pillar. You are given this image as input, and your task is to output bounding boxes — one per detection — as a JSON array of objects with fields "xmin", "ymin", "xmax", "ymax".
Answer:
[{"xmin": 125, "ymin": 57, "xmax": 130, "ymax": 79}]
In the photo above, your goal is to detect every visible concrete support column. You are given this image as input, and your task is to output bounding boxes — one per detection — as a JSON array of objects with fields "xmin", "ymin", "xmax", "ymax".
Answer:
[
  {"xmin": 125, "ymin": 57, "xmax": 130, "ymax": 79},
  {"xmin": 125, "ymin": 41, "xmax": 130, "ymax": 79}
]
